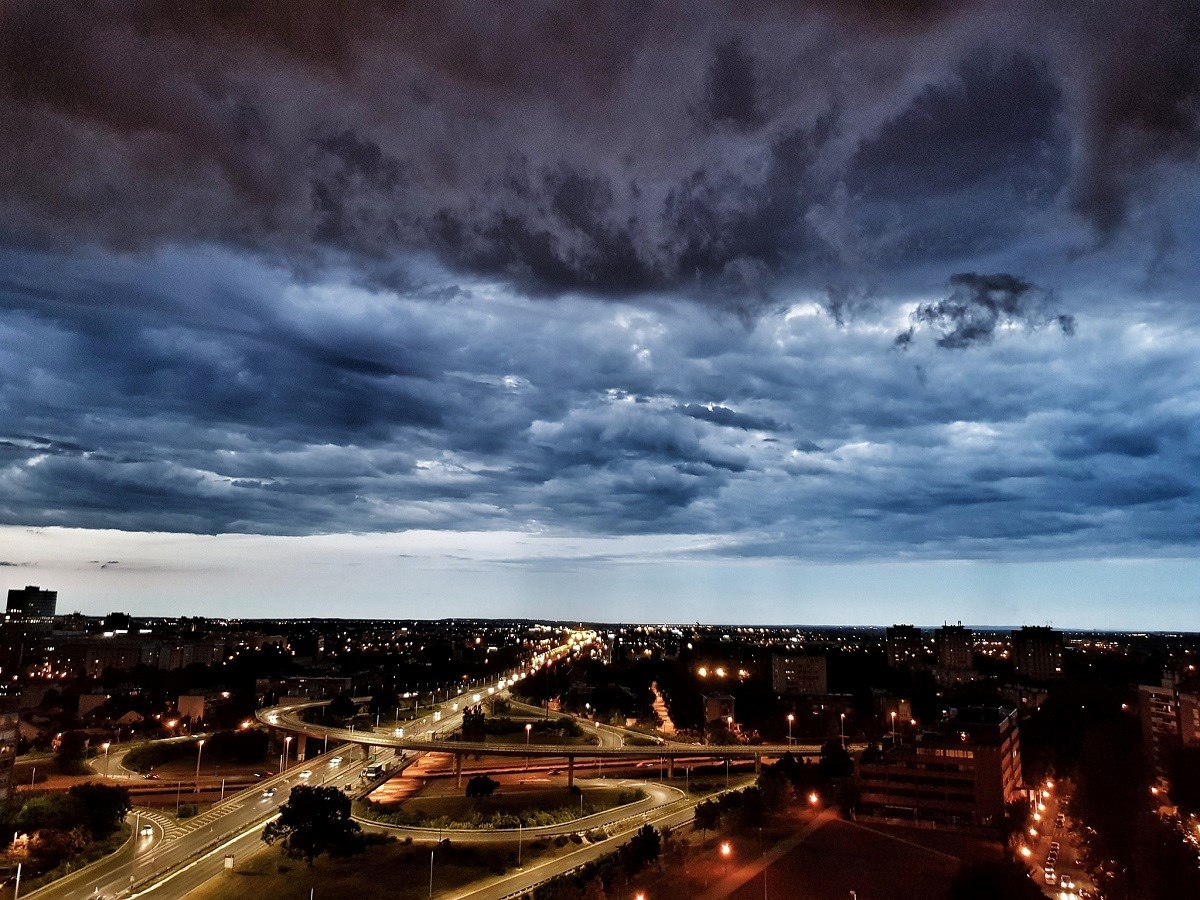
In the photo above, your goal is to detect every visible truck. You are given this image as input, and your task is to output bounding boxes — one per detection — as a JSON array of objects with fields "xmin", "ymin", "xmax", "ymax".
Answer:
[{"xmin": 361, "ymin": 763, "xmax": 385, "ymax": 779}]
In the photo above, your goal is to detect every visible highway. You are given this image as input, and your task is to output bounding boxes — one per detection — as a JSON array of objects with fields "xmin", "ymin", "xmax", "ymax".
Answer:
[
  {"xmin": 259, "ymin": 698, "xmax": 835, "ymax": 762},
  {"xmin": 24, "ymin": 742, "xmax": 370, "ymax": 900},
  {"xmin": 23, "ymin": 647, "xmax": 805, "ymax": 898}
]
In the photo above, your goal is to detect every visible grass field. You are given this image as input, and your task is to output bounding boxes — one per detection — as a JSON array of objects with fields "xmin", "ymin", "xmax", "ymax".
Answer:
[{"xmin": 188, "ymin": 834, "xmax": 575, "ymax": 900}]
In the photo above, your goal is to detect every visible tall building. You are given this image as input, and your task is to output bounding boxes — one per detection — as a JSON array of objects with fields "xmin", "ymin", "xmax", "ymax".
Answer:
[
  {"xmin": 771, "ymin": 653, "xmax": 827, "ymax": 696},
  {"xmin": 1011, "ymin": 626, "xmax": 1064, "ymax": 681},
  {"xmin": 1179, "ymin": 686, "xmax": 1200, "ymax": 748},
  {"xmin": 856, "ymin": 707, "xmax": 1023, "ymax": 831},
  {"xmin": 934, "ymin": 624, "xmax": 974, "ymax": 670},
  {"xmin": 886, "ymin": 625, "xmax": 924, "ymax": 668},
  {"xmin": 1139, "ymin": 681, "xmax": 1180, "ymax": 783},
  {"xmin": 5, "ymin": 585, "xmax": 56, "ymax": 631}
]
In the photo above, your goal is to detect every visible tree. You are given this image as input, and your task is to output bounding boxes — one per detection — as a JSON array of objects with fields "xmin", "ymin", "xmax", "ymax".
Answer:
[
  {"xmin": 736, "ymin": 786, "xmax": 765, "ymax": 828},
  {"xmin": 262, "ymin": 785, "xmax": 362, "ymax": 866},
  {"xmin": 54, "ymin": 730, "xmax": 88, "ymax": 775},
  {"xmin": 466, "ymin": 775, "xmax": 499, "ymax": 798},
  {"xmin": 68, "ymin": 783, "xmax": 131, "ymax": 838},
  {"xmin": 693, "ymin": 799, "xmax": 720, "ymax": 834},
  {"xmin": 17, "ymin": 793, "xmax": 85, "ymax": 833},
  {"xmin": 461, "ymin": 705, "xmax": 487, "ymax": 742},
  {"xmin": 622, "ymin": 824, "xmax": 660, "ymax": 870},
  {"xmin": 817, "ymin": 739, "xmax": 854, "ymax": 780},
  {"xmin": 28, "ymin": 827, "xmax": 87, "ymax": 870},
  {"xmin": 757, "ymin": 768, "xmax": 793, "ymax": 811},
  {"xmin": 326, "ymin": 692, "xmax": 357, "ymax": 721}
]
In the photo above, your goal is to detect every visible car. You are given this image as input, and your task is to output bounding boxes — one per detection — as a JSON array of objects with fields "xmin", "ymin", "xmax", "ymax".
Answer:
[
  {"xmin": 330, "ymin": 756, "xmax": 343, "ymax": 766},
  {"xmin": 143, "ymin": 773, "xmax": 160, "ymax": 780},
  {"xmin": 1050, "ymin": 841, "xmax": 1061, "ymax": 850},
  {"xmin": 139, "ymin": 824, "xmax": 153, "ymax": 837},
  {"xmin": 299, "ymin": 769, "xmax": 313, "ymax": 779},
  {"xmin": 262, "ymin": 787, "xmax": 276, "ymax": 798},
  {"xmin": 1044, "ymin": 868, "xmax": 1056, "ymax": 884}
]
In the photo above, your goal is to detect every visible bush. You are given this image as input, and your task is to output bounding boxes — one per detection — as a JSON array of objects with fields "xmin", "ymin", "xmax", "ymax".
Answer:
[
  {"xmin": 466, "ymin": 775, "xmax": 500, "ymax": 798},
  {"xmin": 177, "ymin": 804, "xmax": 199, "ymax": 819}
]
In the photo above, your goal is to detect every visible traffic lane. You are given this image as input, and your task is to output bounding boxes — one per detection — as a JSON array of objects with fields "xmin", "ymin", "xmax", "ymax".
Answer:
[
  {"xmin": 355, "ymin": 779, "xmax": 686, "ymax": 845},
  {"xmin": 135, "ymin": 819, "xmax": 271, "ymax": 900},
  {"xmin": 106, "ymin": 745, "xmax": 365, "ymax": 898},
  {"xmin": 458, "ymin": 790, "xmax": 698, "ymax": 900}
]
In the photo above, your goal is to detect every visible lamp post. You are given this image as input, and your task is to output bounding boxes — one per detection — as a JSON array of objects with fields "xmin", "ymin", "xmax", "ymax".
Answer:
[
  {"xmin": 786, "ymin": 713, "xmax": 794, "ymax": 746},
  {"xmin": 525, "ymin": 723, "xmax": 532, "ymax": 770},
  {"xmin": 720, "ymin": 840, "xmax": 732, "ymax": 877},
  {"xmin": 194, "ymin": 739, "xmax": 205, "ymax": 793},
  {"xmin": 280, "ymin": 736, "xmax": 293, "ymax": 774},
  {"xmin": 840, "ymin": 713, "xmax": 846, "ymax": 750},
  {"xmin": 891, "ymin": 711, "xmax": 897, "ymax": 747},
  {"xmin": 101, "ymin": 742, "xmax": 111, "ymax": 779}
]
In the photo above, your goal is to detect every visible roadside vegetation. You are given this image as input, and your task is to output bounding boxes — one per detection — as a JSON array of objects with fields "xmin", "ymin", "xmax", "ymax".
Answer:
[
  {"xmin": 0, "ymin": 783, "xmax": 132, "ymax": 889},
  {"xmin": 360, "ymin": 785, "xmax": 643, "ymax": 830}
]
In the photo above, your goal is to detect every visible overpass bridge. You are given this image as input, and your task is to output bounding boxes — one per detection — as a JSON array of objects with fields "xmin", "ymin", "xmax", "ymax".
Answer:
[{"xmin": 258, "ymin": 698, "xmax": 853, "ymax": 788}]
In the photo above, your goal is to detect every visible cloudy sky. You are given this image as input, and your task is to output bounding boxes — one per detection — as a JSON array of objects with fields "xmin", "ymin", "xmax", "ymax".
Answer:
[{"xmin": 2, "ymin": 1, "xmax": 1199, "ymax": 627}]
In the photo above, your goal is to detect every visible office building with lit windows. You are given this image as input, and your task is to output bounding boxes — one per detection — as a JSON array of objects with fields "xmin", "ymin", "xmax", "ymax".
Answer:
[{"xmin": 856, "ymin": 707, "xmax": 1023, "ymax": 831}]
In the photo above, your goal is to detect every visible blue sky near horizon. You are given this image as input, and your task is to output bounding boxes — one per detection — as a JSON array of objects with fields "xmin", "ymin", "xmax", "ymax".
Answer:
[{"xmin": 2, "ymin": 3, "xmax": 1200, "ymax": 627}]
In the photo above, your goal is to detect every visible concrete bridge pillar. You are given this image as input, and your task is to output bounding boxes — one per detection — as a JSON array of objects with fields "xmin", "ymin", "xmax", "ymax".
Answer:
[
  {"xmin": 754, "ymin": 753, "xmax": 761, "ymax": 775},
  {"xmin": 567, "ymin": 755, "xmax": 575, "ymax": 789},
  {"xmin": 296, "ymin": 734, "xmax": 307, "ymax": 761},
  {"xmin": 668, "ymin": 756, "xmax": 675, "ymax": 779},
  {"xmin": 454, "ymin": 753, "xmax": 462, "ymax": 789}
]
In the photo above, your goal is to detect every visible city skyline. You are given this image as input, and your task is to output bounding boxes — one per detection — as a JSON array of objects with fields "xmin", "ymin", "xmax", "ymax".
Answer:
[{"xmin": 3, "ymin": 3, "xmax": 1200, "ymax": 627}]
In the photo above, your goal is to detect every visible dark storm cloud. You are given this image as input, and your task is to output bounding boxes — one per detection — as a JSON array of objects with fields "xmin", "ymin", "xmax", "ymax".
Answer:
[
  {"xmin": 897, "ymin": 273, "xmax": 1076, "ymax": 349},
  {"xmin": 1, "ymin": 2, "xmax": 1199, "ymax": 566},
  {"xmin": 2, "ymin": 246, "xmax": 1200, "ymax": 559},
  {"xmin": 1064, "ymin": 0, "xmax": 1200, "ymax": 236},
  {"xmin": 0, "ymin": 0, "xmax": 1196, "ymax": 313},
  {"xmin": 680, "ymin": 404, "xmax": 783, "ymax": 432}
]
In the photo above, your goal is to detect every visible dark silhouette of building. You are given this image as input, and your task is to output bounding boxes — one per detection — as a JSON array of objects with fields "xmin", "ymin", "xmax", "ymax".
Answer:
[
  {"xmin": 5, "ymin": 585, "xmax": 56, "ymax": 631},
  {"xmin": 1011, "ymin": 626, "xmax": 1064, "ymax": 681},
  {"xmin": 771, "ymin": 653, "xmax": 827, "ymax": 696},
  {"xmin": 935, "ymin": 623, "xmax": 974, "ymax": 671},
  {"xmin": 886, "ymin": 624, "xmax": 924, "ymax": 668}
]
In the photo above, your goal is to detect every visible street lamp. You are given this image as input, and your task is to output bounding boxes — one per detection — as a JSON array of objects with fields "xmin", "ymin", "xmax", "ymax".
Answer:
[
  {"xmin": 280, "ymin": 736, "xmax": 293, "ymax": 774},
  {"xmin": 720, "ymin": 840, "xmax": 732, "ymax": 876},
  {"xmin": 890, "ymin": 711, "xmax": 897, "ymax": 747},
  {"xmin": 786, "ymin": 713, "xmax": 794, "ymax": 746},
  {"xmin": 840, "ymin": 713, "xmax": 846, "ymax": 750},
  {"xmin": 524, "ymin": 723, "xmax": 532, "ymax": 770},
  {"xmin": 101, "ymin": 741, "xmax": 111, "ymax": 779},
  {"xmin": 195, "ymin": 739, "xmax": 205, "ymax": 793}
]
